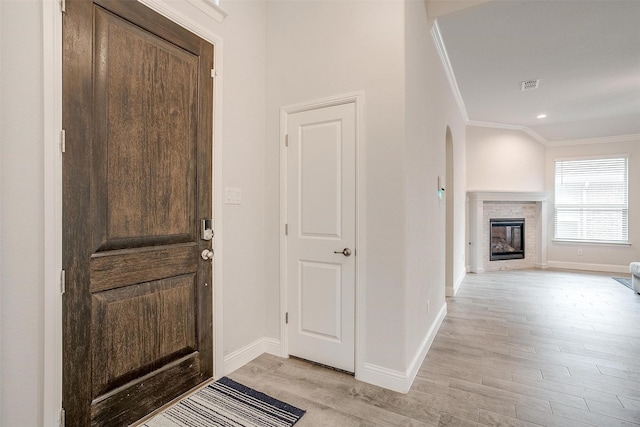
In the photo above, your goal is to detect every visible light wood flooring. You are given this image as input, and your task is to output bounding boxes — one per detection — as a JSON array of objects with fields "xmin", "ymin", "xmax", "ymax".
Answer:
[{"xmin": 229, "ymin": 269, "xmax": 640, "ymax": 426}]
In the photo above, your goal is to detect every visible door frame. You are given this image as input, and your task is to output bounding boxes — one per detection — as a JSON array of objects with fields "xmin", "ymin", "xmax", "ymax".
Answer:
[
  {"xmin": 279, "ymin": 92, "xmax": 366, "ymax": 377},
  {"xmin": 445, "ymin": 127, "xmax": 456, "ymax": 297},
  {"xmin": 42, "ymin": 0, "xmax": 225, "ymax": 424}
]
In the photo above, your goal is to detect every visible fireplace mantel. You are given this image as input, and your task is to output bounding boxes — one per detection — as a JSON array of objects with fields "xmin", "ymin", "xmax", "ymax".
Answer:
[
  {"xmin": 467, "ymin": 191, "xmax": 550, "ymax": 273},
  {"xmin": 467, "ymin": 191, "xmax": 550, "ymax": 203}
]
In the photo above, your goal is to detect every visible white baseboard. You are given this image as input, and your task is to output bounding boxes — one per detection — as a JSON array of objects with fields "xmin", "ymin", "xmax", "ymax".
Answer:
[
  {"xmin": 223, "ymin": 337, "xmax": 282, "ymax": 376},
  {"xmin": 405, "ymin": 302, "xmax": 447, "ymax": 389},
  {"xmin": 359, "ymin": 363, "xmax": 408, "ymax": 393},
  {"xmin": 357, "ymin": 302, "xmax": 447, "ymax": 393},
  {"xmin": 534, "ymin": 262, "xmax": 549, "ymax": 269},
  {"xmin": 547, "ymin": 260, "xmax": 630, "ymax": 274}
]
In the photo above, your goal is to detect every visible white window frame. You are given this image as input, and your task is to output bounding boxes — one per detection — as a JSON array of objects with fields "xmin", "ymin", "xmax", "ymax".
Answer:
[{"xmin": 553, "ymin": 154, "xmax": 630, "ymax": 245}]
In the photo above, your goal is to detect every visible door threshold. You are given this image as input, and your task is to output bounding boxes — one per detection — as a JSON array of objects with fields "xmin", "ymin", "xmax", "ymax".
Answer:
[{"xmin": 129, "ymin": 378, "xmax": 214, "ymax": 426}]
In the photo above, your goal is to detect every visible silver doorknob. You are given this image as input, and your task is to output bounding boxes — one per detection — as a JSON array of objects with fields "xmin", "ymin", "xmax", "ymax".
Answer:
[
  {"xmin": 201, "ymin": 249, "xmax": 214, "ymax": 260},
  {"xmin": 334, "ymin": 248, "xmax": 352, "ymax": 257}
]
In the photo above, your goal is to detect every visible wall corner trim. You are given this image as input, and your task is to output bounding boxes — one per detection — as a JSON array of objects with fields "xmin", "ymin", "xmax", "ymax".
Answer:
[
  {"xmin": 448, "ymin": 266, "xmax": 466, "ymax": 297},
  {"xmin": 357, "ymin": 302, "xmax": 447, "ymax": 393},
  {"xmin": 222, "ymin": 337, "xmax": 283, "ymax": 377}
]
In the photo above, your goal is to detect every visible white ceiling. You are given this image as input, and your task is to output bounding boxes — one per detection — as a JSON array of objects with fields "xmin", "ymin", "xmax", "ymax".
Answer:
[{"xmin": 433, "ymin": 0, "xmax": 640, "ymax": 145}]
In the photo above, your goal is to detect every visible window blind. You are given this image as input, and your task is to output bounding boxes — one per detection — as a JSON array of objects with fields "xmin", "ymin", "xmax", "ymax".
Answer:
[{"xmin": 554, "ymin": 157, "xmax": 628, "ymax": 243}]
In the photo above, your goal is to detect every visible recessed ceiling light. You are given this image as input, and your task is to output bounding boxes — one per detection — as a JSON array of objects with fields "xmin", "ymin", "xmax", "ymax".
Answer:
[{"xmin": 537, "ymin": 114, "xmax": 547, "ymax": 119}]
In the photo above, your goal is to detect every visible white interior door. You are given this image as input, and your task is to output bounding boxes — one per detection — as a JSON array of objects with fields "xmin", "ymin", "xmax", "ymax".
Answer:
[{"xmin": 286, "ymin": 102, "xmax": 356, "ymax": 373}]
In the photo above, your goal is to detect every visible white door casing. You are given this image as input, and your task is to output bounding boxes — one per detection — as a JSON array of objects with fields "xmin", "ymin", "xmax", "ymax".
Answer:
[{"xmin": 284, "ymin": 101, "xmax": 357, "ymax": 372}]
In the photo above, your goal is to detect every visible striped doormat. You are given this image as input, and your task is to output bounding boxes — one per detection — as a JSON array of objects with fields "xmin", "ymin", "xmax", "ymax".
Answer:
[{"xmin": 142, "ymin": 377, "xmax": 305, "ymax": 427}]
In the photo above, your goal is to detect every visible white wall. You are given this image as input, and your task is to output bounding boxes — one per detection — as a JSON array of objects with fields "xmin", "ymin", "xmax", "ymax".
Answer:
[
  {"xmin": 466, "ymin": 126, "xmax": 546, "ymax": 191},
  {"xmin": 1, "ymin": 0, "xmax": 44, "ymax": 425},
  {"xmin": 546, "ymin": 140, "xmax": 640, "ymax": 272},
  {"xmin": 266, "ymin": 0, "xmax": 408, "ymax": 372},
  {"xmin": 403, "ymin": 0, "xmax": 466, "ymax": 370},
  {"xmin": 265, "ymin": 0, "xmax": 468, "ymax": 386},
  {"xmin": 211, "ymin": 1, "xmax": 269, "ymax": 360}
]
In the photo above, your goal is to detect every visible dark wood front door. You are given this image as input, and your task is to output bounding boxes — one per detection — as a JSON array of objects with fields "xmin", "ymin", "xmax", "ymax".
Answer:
[{"xmin": 62, "ymin": 0, "xmax": 214, "ymax": 425}]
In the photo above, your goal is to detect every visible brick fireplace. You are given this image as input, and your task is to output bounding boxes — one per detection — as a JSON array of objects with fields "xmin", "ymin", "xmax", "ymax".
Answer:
[{"xmin": 467, "ymin": 191, "xmax": 549, "ymax": 273}]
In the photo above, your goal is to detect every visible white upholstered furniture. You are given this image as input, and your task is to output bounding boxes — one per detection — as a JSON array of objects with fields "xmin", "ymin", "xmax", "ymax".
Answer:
[{"xmin": 631, "ymin": 262, "xmax": 640, "ymax": 294}]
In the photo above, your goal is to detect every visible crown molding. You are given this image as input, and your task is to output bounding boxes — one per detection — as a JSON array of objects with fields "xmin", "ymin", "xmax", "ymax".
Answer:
[
  {"xmin": 431, "ymin": 20, "xmax": 469, "ymax": 122},
  {"xmin": 466, "ymin": 120, "xmax": 548, "ymax": 145},
  {"xmin": 545, "ymin": 133, "xmax": 640, "ymax": 147},
  {"xmin": 465, "ymin": 121, "xmax": 639, "ymax": 148}
]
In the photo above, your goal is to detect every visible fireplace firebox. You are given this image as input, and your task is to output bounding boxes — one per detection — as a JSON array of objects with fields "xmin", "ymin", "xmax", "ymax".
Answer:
[{"xmin": 490, "ymin": 218, "xmax": 525, "ymax": 261}]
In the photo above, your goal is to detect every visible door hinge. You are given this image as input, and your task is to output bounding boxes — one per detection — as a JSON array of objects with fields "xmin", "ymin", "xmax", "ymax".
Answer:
[
  {"xmin": 285, "ymin": 224, "xmax": 288, "ymax": 235},
  {"xmin": 285, "ymin": 134, "xmax": 289, "ymax": 147},
  {"xmin": 59, "ymin": 408, "xmax": 65, "ymax": 427},
  {"xmin": 211, "ymin": 69, "xmax": 217, "ymax": 78},
  {"xmin": 60, "ymin": 130, "xmax": 66, "ymax": 153},
  {"xmin": 60, "ymin": 0, "xmax": 65, "ymax": 13},
  {"xmin": 285, "ymin": 312, "xmax": 289, "ymax": 324},
  {"xmin": 60, "ymin": 270, "xmax": 66, "ymax": 295}
]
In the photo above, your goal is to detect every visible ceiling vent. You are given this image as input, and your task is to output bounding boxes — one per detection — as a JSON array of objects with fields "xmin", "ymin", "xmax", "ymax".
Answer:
[{"xmin": 521, "ymin": 79, "xmax": 540, "ymax": 91}]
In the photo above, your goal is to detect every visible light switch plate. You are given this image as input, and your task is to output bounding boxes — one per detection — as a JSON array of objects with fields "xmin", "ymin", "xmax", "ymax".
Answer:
[{"xmin": 224, "ymin": 187, "xmax": 242, "ymax": 205}]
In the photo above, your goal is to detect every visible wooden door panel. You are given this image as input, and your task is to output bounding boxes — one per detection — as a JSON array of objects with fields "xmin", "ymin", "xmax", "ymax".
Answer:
[
  {"xmin": 91, "ymin": 8, "xmax": 201, "ymax": 403},
  {"xmin": 91, "ymin": 275, "xmax": 196, "ymax": 396},
  {"xmin": 90, "ymin": 243, "xmax": 197, "ymax": 292},
  {"xmin": 95, "ymin": 7, "xmax": 198, "ymax": 246},
  {"xmin": 63, "ymin": 0, "xmax": 213, "ymax": 424},
  {"xmin": 91, "ymin": 354, "xmax": 202, "ymax": 426}
]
